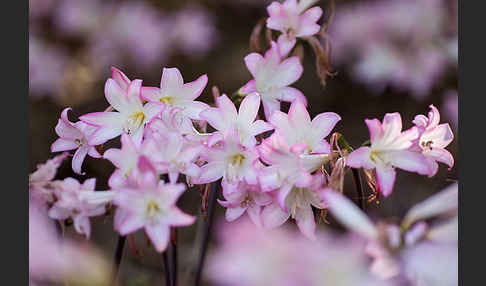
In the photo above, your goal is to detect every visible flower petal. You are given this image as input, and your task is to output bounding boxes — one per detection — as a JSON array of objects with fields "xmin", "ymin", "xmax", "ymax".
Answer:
[
  {"xmin": 295, "ymin": 205, "xmax": 316, "ymax": 240},
  {"xmin": 311, "ymin": 112, "xmax": 341, "ymax": 139},
  {"xmin": 145, "ymin": 224, "xmax": 170, "ymax": 252},
  {"xmin": 51, "ymin": 138, "xmax": 78, "ymax": 152},
  {"xmin": 261, "ymin": 202, "xmax": 290, "ymax": 228},
  {"xmin": 238, "ymin": 93, "xmax": 260, "ymax": 125},
  {"xmin": 323, "ymin": 190, "xmax": 378, "ymax": 239},
  {"xmin": 376, "ymin": 165, "xmax": 396, "ymax": 197},
  {"xmin": 72, "ymin": 145, "xmax": 89, "ymax": 175},
  {"xmin": 346, "ymin": 147, "xmax": 374, "ymax": 169}
]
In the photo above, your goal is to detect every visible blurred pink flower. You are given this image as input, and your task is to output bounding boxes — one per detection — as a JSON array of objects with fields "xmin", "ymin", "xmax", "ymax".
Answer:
[
  {"xmin": 29, "ymin": 152, "xmax": 68, "ymax": 205},
  {"xmin": 200, "ymin": 93, "xmax": 273, "ymax": 148},
  {"xmin": 411, "ymin": 105, "xmax": 454, "ymax": 176},
  {"xmin": 48, "ymin": 177, "xmax": 115, "ymax": 238},
  {"xmin": 30, "ymin": 201, "xmax": 110, "ymax": 284},
  {"xmin": 206, "ymin": 218, "xmax": 388, "ymax": 286},
  {"xmin": 323, "ymin": 183, "xmax": 458, "ymax": 283},
  {"xmin": 112, "ymin": 161, "xmax": 195, "ymax": 252},
  {"xmin": 241, "ymin": 41, "xmax": 305, "ymax": 119},
  {"xmin": 346, "ymin": 113, "xmax": 429, "ymax": 196},
  {"xmin": 169, "ymin": 5, "xmax": 219, "ymax": 58},
  {"xmin": 80, "ymin": 79, "xmax": 164, "ymax": 146},
  {"xmin": 53, "ymin": 0, "xmax": 105, "ymax": 37},
  {"xmin": 330, "ymin": 0, "xmax": 456, "ymax": 99},
  {"xmin": 51, "ymin": 108, "xmax": 101, "ymax": 175},
  {"xmin": 29, "ymin": 36, "xmax": 68, "ymax": 97},
  {"xmin": 142, "ymin": 67, "xmax": 209, "ymax": 121}
]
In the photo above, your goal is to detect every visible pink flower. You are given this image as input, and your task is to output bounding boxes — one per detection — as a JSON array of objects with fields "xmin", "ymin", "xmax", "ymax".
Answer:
[
  {"xmin": 266, "ymin": 0, "xmax": 322, "ymax": 55},
  {"xmin": 103, "ymin": 134, "xmax": 159, "ymax": 189},
  {"xmin": 48, "ymin": 178, "xmax": 115, "ymax": 238},
  {"xmin": 323, "ymin": 184, "xmax": 458, "ymax": 281},
  {"xmin": 146, "ymin": 105, "xmax": 206, "ymax": 144},
  {"xmin": 346, "ymin": 113, "xmax": 430, "ymax": 197},
  {"xmin": 51, "ymin": 108, "xmax": 102, "ymax": 175},
  {"xmin": 257, "ymin": 133, "xmax": 329, "ymax": 193},
  {"xmin": 80, "ymin": 78, "xmax": 164, "ymax": 146},
  {"xmin": 112, "ymin": 164, "xmax": 195, "ymax": 252},
  {"xmin": 261, "ymin": 173, "xmax": 326, "ymax": 239},
  {"xmin": 30, "ymin": 202, "xmax": 111, "ymax": 284},
  {"xmin": 269, "ymin": 99, "xmax": 340, "ymax": 154},
  {"xmin": 29, "ymin": 153, "xmax": 69, "ymax": 205},
  {"xmin": 200, "ymin": 93, "xmax": 273, "ymax": 147},
  {"xmin": 241, "ymin": 41, "xmax": 305, "ymax": 120},
  {"xmin": 411, "ymin": 105, "xmax": 454, "ymax": 176},
  {"xmin": 145, "ymin": 132, "xmax": 203, "ymax": 184},
  {"xmin": 141, "ymin": 67, "xmax": 209, "ymax": 120},
  {"xmin": 206, "ymin": 218, "xmax": 386, "ymax": 286},
  {"xmin": 196, "ymin": 127, "xmax": 260, "ymax": 185},
  {"xmin": 218, "ymin": 180, "xmax": 272, "ymax": 227}
]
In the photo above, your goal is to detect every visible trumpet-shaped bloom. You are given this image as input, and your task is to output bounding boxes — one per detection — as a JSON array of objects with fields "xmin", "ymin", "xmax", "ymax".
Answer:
[
  {"xmin": 411, "ymin": 105, "xmax": 454, "ymax": 176},
  {"xmin": 103, "ymin": 134, "xmax": 159, "ymax": 188},
  {"xmin": 112, "ymin": 166, "xmax": 195, "ymax": 252},
  {"xmin": 48, "ymin": 178, "xmax": 115, "ymax": 238},
  {"xmin": 218, "ymin": 181, "xmax": 272, "ymax": 227},
  {"xmin": 196, "ymin": 128, "xmax": 259, "ymax": 186},
  {"xmin": 146, "ymin": 105, "xmax": 201, "ymax": 142},
  {"xmin": 241, "ymin": 41, "xmax": 305, "ymax": 120},
  {"xmin": 29, "ymin": 153, "xmax": 69, "ymax": 205},
  {"xmin": 261, "ymin": 174, "xmax": 326, "ymax": 239},
  {"xmin": 346, "ymin": 113, "xmax": 430, "ymax": 197},
  {"xmin": 51, "ymin": 108, "xmax": 102, "ymax": 174},
  {"xmin": 200, "ymin": 93, "xmax": 273, "ymax": 147},
  {"xmin": 141, "ymin": 67, "xmax": 209, "ymax": 120},
  {"xmin": 258, "ymin": 133, "xmax": 329, "ymax": 193},
  {"xmin": 80, "ymin": 79, "xmax": 164, "ymax": 146},
  {"xmin": 266, "ymin": 0, "xmax": 322, "ymax": 55},
  {"xmin": 269, "ymin": 100, "xmax": 340, "ymax": 154}
]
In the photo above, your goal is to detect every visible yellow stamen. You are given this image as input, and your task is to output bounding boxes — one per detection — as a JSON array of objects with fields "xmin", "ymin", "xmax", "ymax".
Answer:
[{"xmin": 160, "ymin": 97, "xmax": 174, "ymax": 105}]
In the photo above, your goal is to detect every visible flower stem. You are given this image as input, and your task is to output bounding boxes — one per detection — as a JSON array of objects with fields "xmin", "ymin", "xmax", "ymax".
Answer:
[
  {"xmin": 170, "ymin": 228, "xmax": 178, "ymax": 286},
  {"xmin": 112, "ymin": 235, "xmax": 126, "ymax": 285},
  {"xmin": 163, "ymin": 251, "xmax": 172, "ymax": 286},
  {"xmin": 351, "ymin": 168, "xmax": 366, "ymax": 211},
  {"xmin": 194, "ymin": 181, "xmax": 218, "ymax": 286}
]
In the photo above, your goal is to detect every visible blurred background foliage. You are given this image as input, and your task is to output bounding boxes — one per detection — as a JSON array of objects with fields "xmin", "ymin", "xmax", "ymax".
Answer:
[{"xmin": 29, "ymin": 0, "xmax": 457, "ymax": 284}]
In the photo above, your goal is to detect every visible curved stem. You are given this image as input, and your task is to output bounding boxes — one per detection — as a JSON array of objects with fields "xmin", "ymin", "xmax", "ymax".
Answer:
[
  {"xmin": 351, "ymin": 168, "xmax": 366, "ymax": 211},
  {"xmin": 194, "ymin": 181, "xmax": 218, "ymax": 286},
  {"xmin": 112, "ymin": 235, "xmax": 126, "ymax": 285}
]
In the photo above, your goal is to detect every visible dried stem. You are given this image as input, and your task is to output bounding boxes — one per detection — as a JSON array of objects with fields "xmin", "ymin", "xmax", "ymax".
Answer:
[
  {"xmin": 112, "ymin": 235, "xmax": 126, "ymax": 285},
  {"xmin": 194, "ymin": 181, "xmax": 219, "ymax": 286}
]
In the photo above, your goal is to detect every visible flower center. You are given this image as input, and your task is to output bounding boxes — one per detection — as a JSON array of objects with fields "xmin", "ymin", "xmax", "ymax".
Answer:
[
  {"xmin": 420, "ymin": 140, "xmax": 434, "ymax": 151},
  {"xmin": 160, "ymin": 96, "xmax": 174, "ymax": 105},
  {"xmin": 146, "ymin": 200, "xmax": 161, "ymax": 218},
  {"xmin": 231, "ymin": 154, "xmax": 245, "ymax": 166},
  {"xmin": 125, "ymin": 111, "xmax": 146, "ymax": 134}
]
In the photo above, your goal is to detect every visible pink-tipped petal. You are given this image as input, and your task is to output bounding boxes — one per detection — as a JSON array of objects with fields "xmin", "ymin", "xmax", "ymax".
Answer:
[
  {"xmin": 141, "ymin": 86, "xmax": 161, "ymax": 102},
  {"xmin": 111, "ymin": 67, "xmax": 130, "ymax": 90},
  {"xmin": 161, "ymin": 67, "xmax": 184, "ymax": 89},
  {"xmin": 311, "ymin": 112, "xmax": 341, "ymax": 139},
  {"xmin": 244, "ymin": 53, "xmax": 264, "ymax": 78},
  {"xmin": 238, "ymin": 93, "xmax": 261, "ymax": 125},
  {"xmin": 295, "ymin": 205, "xmax": 316, "ymax": 240},
  {"xmin": 105, "ymin": 78, "xmax": 128, "ymax": 112}
]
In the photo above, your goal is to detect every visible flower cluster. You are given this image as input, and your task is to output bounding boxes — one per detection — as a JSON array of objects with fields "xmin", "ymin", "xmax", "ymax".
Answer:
[{"xmin": 29, "ymin": 0, "xmax": 457, "ymax": 284}]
